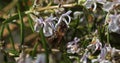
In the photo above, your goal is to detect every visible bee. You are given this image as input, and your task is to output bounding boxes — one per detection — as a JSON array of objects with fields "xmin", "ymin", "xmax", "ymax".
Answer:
[{"xmin": 47, "ymin": 21, "xmax": 68, "ymax": 48}]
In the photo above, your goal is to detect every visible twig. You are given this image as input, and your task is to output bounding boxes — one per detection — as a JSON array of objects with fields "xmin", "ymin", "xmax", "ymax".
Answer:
[
  {"xmin": 37, "ymin": 3, "xmax": 77, "ymax": 11},
  {"xmin": 25, "ymin": 3, "xmax": 77, "ymax": 14},
  {"xmin": 25, "ymin": 48, "xmax": 60, "ymax": 53}
]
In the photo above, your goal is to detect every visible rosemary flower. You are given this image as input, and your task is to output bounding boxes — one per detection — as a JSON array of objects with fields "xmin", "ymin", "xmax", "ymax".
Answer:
[
  {"xmin": 35, "ymin": 54, "xmax": 46, "ymax": 63},
  {"xmin": 55, "ymin": 10, "xmax": 72, "ymax": 30},
  {"xmin": 34, "ymin": 16, "xmax": 56, "ymax": 37},
  {"xmin": 87, "ymin": 37, "xmax": 102, "ymax": 54},
  {"xmin": 108, "ymin": 14, "xmax": 120, "ymax": 34},
  {"xmin": 84, "ymin": 0, "xmax": 106, "ymax": 11},
  {"xmin": 67, "ymin": 37, "xmax": 80, "ymax": 54}
]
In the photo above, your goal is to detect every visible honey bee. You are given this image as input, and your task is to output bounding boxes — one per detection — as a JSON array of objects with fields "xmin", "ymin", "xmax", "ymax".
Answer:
[{"xmin": 47, "ymin": 21, "xmax": 68, "ymax": 48}]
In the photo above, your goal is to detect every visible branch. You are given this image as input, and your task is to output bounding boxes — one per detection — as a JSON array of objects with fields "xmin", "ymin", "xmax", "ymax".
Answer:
[
  {"xmin": 37, "ymin": 3, "xmax": 77, "ymax": 11},
  {"xmin": 25, "ymin": 3, "xmax": 77, "ymax": 14}
]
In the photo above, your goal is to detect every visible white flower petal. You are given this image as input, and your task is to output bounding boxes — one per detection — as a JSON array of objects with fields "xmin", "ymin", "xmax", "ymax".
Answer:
[
  {"xmin": 84, "ymin": 0, "xmax": 95, "ymax": 9},
  {"xmin": 34, "ymin": 23, "xmax": 41, "ymax": 32},
  {"xmin": 35, "ymin": 54, "xmax": 46, "ymax": 63},
  {"xmin": 43, "ymin": 24, "xmax": 53, "ymax": 37},
  {"xmin": 108, "ymin": 14, "xmax": 120, "ymax": 34},
  {"xmin": 99, "ymin": 46, "xmax": 107, "ymax": 60},
  {"xmin": 103, "ymin": 2, "xmax": 114, "ymax": 12}
]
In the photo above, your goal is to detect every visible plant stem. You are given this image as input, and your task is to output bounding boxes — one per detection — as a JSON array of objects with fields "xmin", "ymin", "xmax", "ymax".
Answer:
[
  {"xmin": 32, "ymin": 42, "xmax": 39, "ymax": 57},
  {"xmin": 28, "ymin": 14, "xmax": 34, "ymax": 32},
  {"xmin": 107, "ymin": 26, "xmax": 110, "ymax": 44},
  {"xmin": 0, "ymin": 25, "xmax": 5, "ymax": 40},
  {"xmin": 6, "ymin": 24, "xmax": 15, "ymax": 50},
  {"xmin": 25, "ymin": 3, "xmax": 77, "ymax": 14},
  {"xmin": 17, "ymin": 4, "xmax": 24, "ymax": 51},
  {"xmin": 39, "ymin": 28, "xmax": 49, "ymax": 63}
]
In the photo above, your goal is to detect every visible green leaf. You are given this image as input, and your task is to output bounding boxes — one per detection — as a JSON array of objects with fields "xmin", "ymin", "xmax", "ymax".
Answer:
[
  {"xmin": 62, "ymin": 53, "xmax": 72, "ymax": 63},
  {"xmin": 27, "ymin": 14, "xmax": 34, "ymax": 32},
  {"xmin": 7, "ymin": 49, "xmax": 19, "ymax": 56},
  {"xmin": 17, "ymin": 4, "xmax": 24, "ymax": 49},
  {"xmin": 32, "ymin": 42, "xmax": 39, "ymax": 57},
  {"xmin": 6, "ymin": 24, "xmax": 15, "ymax": 50},
  {"xmin": 107, "ymin": 25, "xmax": 110, "ymax": 43},
  {"xmin": 39, "ymin": 28, "xmax": 50, "ymax": 63},
  {"xmin": 0, "ymin": 17, "xmax": 5, "ymax": 23},
  {"xmin": 2, "ymin": 12, "xmax": 25, "ymax": 25},
  {"xmin": 0, "ymin": 25, "xmax": 5, "ymax": 40}
]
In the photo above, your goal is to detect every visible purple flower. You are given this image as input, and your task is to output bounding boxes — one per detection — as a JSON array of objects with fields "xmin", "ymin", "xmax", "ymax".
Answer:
[
  {"xmin": 98, "ymin": 45, "xmax": 107, "ymax": 61},
  {"xmin": 102, "ymin": 2, "xmax": 114, "ymax": 12},
  {"xmin": 84, "ymin": 0, "xmax": 106, "ymax": 11},
  {"xmin": 108, "ymin": 14, "xmax": 120, "ymax": 34},
  {"xmin": 55, "ymin": 10, "xmax": 72, "ymax": 30},
  {"xmin": 87, "ymin": 37, "xmax": 102, "ymax": 54},
  {"xmin": 80, "ymin": 49, "xmax": 90, "ymax": 63},
  {"xmin": 67, "ymin": 37, "xmax": 80, "ymax": 54},
  {"xmin": 35, "ymin": 53, "xmax": 46, "ymax": 63},
  {"xmin": 34, "ymin": 16, "xmax": 57, "ymax": 37},
  {"xmin": 84, "ymin": 0, "xmax": 96, "ymax": 11},
  {"xmin": 33, "ymin": 10, "xmax": 72, "ymax": 37},
  {"xmin": 34, "ymin": 17, "xmax": 44, "ymax": 32}
]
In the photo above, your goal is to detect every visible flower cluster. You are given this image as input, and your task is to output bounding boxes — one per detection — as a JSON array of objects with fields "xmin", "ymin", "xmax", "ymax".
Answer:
[
  {"xmin": 108, "ymin": 14, "xmax": 120, "ymax": 34},
  {"xmin": 84, "ymin": 0, "xmax": 120, "ymax": 12},
  {"xmin": 87, "ymin": 37, "xmax": 102, "ymax": 54},
  {"xmin": 67, "ymin": 36, "xmax": 120, "ymax": 63},
  {"xmin": 31, "ymin": 10, "xmax": 72, "ymax": 37},
  {"xmin": 84, "ymin": 0, "xmax": 106, "ymax": 11},
  {"xmin": 80, "ymin": 37, "xmax": 103, "ymax": 63},
  {"xmin": 34, "ymin": 16, "xmax": 56, "ymax": 37},
  {"xmin": 67, "ymin": 37, "xmax": 80, "ymax": 54}
]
